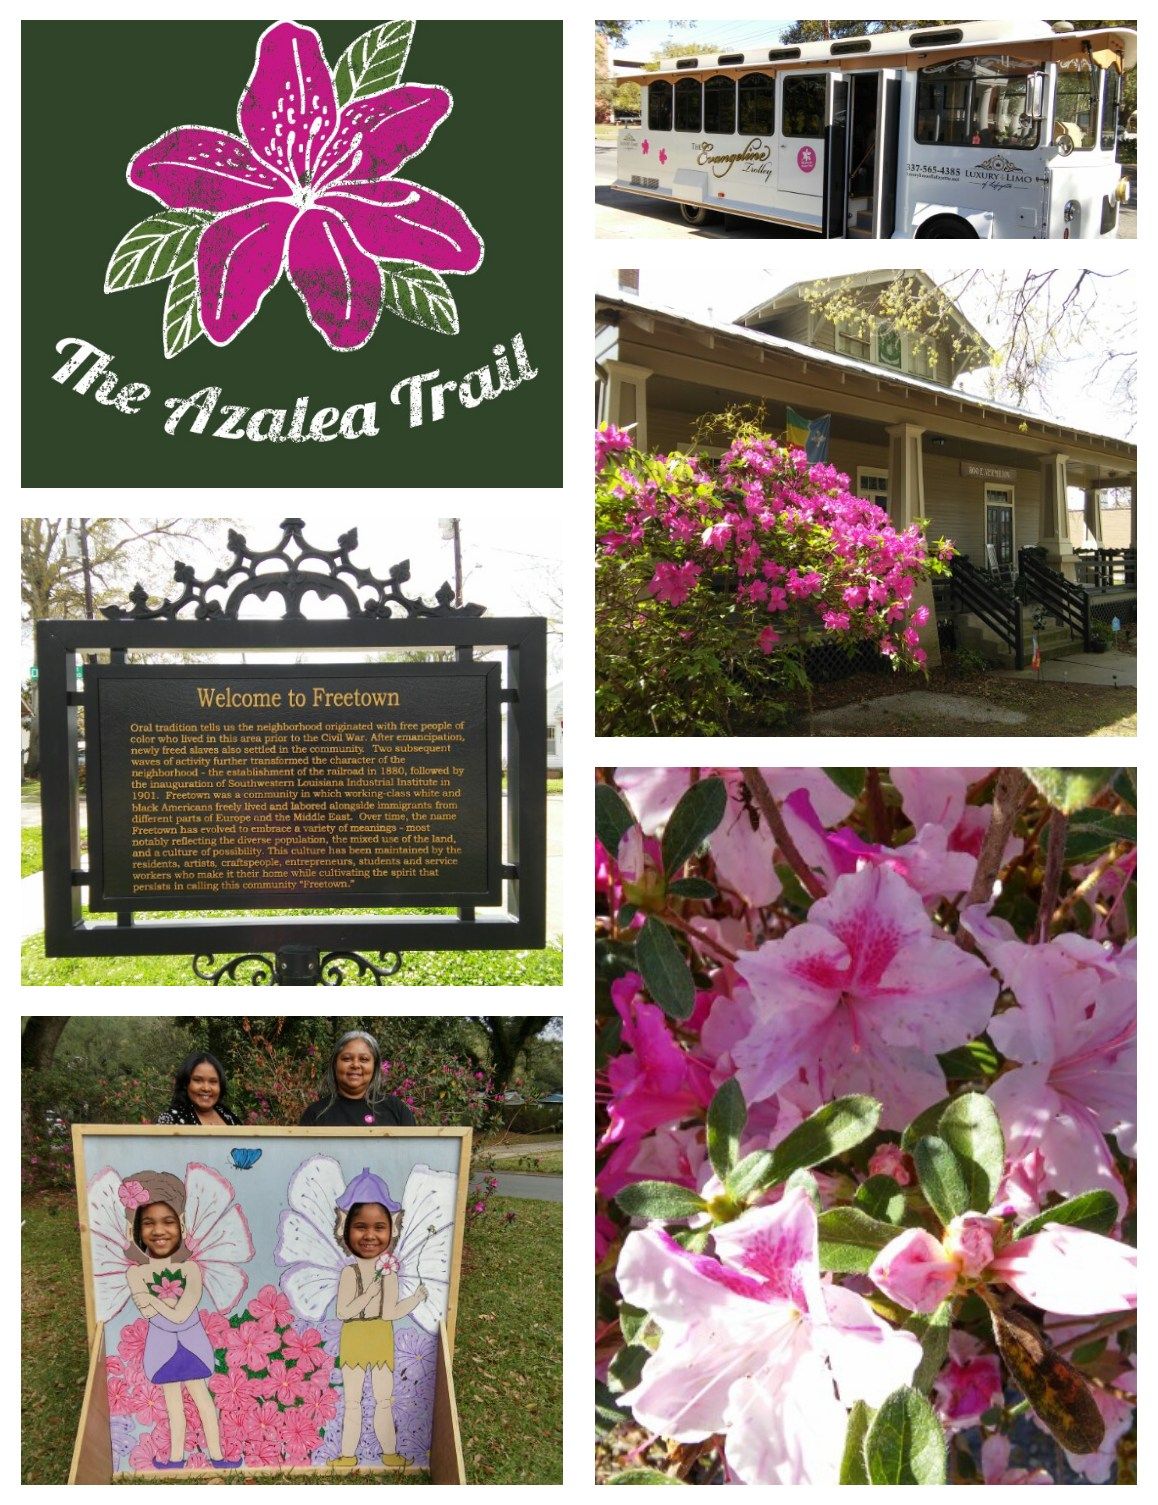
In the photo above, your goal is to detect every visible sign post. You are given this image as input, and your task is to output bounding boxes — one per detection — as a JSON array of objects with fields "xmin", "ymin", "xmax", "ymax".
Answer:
[{"xmin": 36, "ymin": 520, "xmax": 547, "ymax": 983}]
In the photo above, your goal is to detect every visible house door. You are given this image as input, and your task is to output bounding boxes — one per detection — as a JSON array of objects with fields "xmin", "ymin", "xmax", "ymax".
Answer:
[{"xmin": 985, "ymin": 487, "xmax": 1015, "ymax": 569}]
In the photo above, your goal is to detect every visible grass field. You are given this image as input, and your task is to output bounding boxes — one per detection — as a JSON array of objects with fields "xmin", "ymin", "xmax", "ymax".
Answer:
[
  {"xmin": 477, "ymin": 1150, "xmax": 564, "ymax": 1176},
  {"xmin": 21, "ymin": 1191, "xmax": 561, "ymax": 1485}
]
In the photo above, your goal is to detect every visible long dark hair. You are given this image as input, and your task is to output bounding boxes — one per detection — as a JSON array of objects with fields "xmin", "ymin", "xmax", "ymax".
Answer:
[{"xmin": 172, "ymin": 1050, "xmax": 230, "ymax": 1116}]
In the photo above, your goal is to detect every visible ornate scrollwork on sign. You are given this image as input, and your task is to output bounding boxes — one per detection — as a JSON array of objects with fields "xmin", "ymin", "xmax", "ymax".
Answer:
[
  {"xmin": 191, "ymin": 947, "xmax": 404, "ymax": 985},
  {"xmin": 102, "ymin": 519, "xmax": 486, "ymax": 622}
]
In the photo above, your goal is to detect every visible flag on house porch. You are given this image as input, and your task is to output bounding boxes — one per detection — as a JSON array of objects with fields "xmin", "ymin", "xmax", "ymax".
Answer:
[{"xmin": 786, "ymin": 406, "xmax": 831, "ymax": 464}]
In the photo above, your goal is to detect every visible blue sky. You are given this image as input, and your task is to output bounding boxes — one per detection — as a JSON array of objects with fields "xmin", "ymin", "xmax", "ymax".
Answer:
[{"xmin": 609, "ymin": 18, "xmax": 795, "ymax": 62}]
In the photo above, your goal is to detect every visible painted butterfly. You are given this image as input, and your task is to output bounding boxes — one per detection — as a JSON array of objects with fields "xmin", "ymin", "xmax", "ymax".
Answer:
[{"xmin": 230, "ymin": 1147, "xmax": 262, "ymax": 1170}]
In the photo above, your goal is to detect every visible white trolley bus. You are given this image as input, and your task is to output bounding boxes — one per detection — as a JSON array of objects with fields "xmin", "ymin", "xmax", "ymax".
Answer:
[{"xmin": 612, "ymin": 21, "xmax": 1135, "ymax": 238}]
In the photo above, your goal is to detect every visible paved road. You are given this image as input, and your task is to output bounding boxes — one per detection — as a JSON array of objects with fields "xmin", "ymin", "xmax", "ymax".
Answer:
[
  {"xmin": 470, "ymin": 1171, "xmax": 562, "ymax": 1202},
  {"xmin": 596, "ymin": 137, "xmax": 1136, "ymax": 240}
]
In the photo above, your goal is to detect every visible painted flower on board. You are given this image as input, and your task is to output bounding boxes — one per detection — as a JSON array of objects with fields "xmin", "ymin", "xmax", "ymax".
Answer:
[{"xmin": 123, "ymin": 22, "xmax": 483, "ymax": 351}]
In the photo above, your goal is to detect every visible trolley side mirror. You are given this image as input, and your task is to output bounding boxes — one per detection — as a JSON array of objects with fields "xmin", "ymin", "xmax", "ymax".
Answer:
[{"xmin": 1026, "ymin": 72, "xmax": 1045, "ymax": 120}]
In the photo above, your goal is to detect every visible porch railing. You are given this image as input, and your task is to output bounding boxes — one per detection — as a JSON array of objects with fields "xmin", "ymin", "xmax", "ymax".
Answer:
[
  {"xmin": 947, "ymin": 554, "xmax": 1023, "ymax": 669},
  {"xmin": 1018, "ymin": 546, "xmax": 1091, "ymax": 650},
  {"xmin": 1072, "ymin": 547, "xmax": 1136, "ymax": 590}
]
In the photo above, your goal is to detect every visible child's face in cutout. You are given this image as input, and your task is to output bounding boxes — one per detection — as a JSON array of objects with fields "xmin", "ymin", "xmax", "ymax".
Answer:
[
  {"xmin": 347, "ymin": 1203, "xmax": 392, "ymax": 1259},
  {"xmin": 140, "ymin": 1201, "xmax": 181, "ymax": 1258}
]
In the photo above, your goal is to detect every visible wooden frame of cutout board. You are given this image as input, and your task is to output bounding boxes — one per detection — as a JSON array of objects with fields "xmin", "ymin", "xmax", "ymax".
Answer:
[{"xmin": 69, "ymin": 1125, "xmax": 470, "ymax": 1483}]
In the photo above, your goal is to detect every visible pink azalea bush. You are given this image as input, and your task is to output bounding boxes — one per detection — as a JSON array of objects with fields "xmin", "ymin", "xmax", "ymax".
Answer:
[
  {"xmin": 596, "ymin": 767, "xmax": 1136, "ymax": 1485},
  {"xmin": 595, "ymin": 422, "xmax": 953, "ymax": 734}
]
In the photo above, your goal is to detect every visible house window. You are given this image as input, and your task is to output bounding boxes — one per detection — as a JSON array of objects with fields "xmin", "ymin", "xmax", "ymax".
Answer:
[
  {"xmin": 985, "ymin": 485, "xmax": 1015, "ymax": 569},
  {"xmin": 835, "ymin": 322, "xmax": 870, "ymax": 362},
  {"xmin": 857, "ymin": 469, "xmax": 889, "ymax": 512}
]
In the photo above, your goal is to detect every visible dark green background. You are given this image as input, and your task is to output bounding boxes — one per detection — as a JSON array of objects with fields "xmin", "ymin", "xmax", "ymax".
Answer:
[{"xmin": 22, "ymin": 21, "xmax": 561, "ymax": 488}]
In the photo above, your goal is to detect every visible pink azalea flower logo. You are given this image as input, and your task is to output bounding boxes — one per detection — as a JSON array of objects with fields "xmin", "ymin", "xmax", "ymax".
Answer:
[
  {"xmin": 641, "ymin": 138, "xmax": 650, "ymax": 154},
  {"xmin": 658, "ymin": 148, "xmax": 668, "ymax": 164},
  {"xmin": 110, "ymin": 21, "xmax": 483, "ymax": 355}
]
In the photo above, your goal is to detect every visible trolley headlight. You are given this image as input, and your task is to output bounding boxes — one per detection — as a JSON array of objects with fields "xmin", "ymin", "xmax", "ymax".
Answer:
[
  {"xmin": 1064, "ymin": 200, "xmax": 1078, "ymax": 223},
  {"xmin": 1114, "ymin": 178, "xmax": 1130, "ymax": 205}
]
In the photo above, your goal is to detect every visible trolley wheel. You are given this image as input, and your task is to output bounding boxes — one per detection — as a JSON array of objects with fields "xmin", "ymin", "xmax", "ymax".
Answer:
[
  {"xmin": 678, "ymin": 203, "xmax": 712, "ymax": 226},
  {"xmin": 916, "ymin": 214, "xmax": 977, "ymax": 239}
]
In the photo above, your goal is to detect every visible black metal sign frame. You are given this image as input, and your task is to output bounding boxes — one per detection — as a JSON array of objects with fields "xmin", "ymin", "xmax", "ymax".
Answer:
[{"xmin": 37, "ymin": 537, "xmax": 546, "ymax": 963}]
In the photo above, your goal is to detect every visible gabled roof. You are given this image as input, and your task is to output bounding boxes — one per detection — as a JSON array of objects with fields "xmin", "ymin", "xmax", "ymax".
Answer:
[{"xmin": 737, "ymin": 271, "xmax": 996, "ymax": 377}]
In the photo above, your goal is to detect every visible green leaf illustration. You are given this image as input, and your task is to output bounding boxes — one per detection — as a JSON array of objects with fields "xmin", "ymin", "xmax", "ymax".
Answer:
[
  {"xmin": 105, "ymin": 210, "xmax": 211, "ymax": 292},
  {"xmin": 163, "ymin": 258, "xmax": 204, "ymax": 359},
  {"xmin": 333, "ymin": 22, "xmax": 415, "ymax": 106},
  {"xmin": 380, "ymin": 261, "xmax": 460, "ymax": 336},
  {"xmin": 864, "ymin": 1386, "xmax": 947, "ymax": 1484}
]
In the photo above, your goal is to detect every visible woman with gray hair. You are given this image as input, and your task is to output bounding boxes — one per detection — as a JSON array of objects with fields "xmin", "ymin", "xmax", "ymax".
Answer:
[{"xmin": 298, "ymin": 1030, "xmax": 416, "ymax": 1127}]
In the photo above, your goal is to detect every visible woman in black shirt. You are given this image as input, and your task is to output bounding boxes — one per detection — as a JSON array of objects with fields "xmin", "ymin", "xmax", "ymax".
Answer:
[
  {"xmin": 298, "ymin": 1031, "xmax": 416, "ymax": 1127},
  {"xmin": 156, "ymin": 1051, "xmax": 242, "ymax": 1126}
]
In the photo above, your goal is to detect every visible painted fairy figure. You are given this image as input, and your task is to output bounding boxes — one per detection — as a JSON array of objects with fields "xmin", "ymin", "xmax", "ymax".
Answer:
[
  {"xmin": 276, "ymin": 1158, "xmax": 457, "ymax": 1469},
  {"xmin": 88, "ymin": 1164, "xmax": 254, "ymax": 1470}
]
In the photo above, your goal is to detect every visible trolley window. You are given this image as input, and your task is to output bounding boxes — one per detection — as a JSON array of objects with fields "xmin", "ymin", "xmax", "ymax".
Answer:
[
  {"xmin": 737, "ymin": 72, "xmax": 774, "ymax": 135},
  {"xmin": 1100, "ymin": 67, "xmax": 1121, "ymax": 151},
  {"xmin": 647, "ymin": 80, "xmax": 673, "ymax": 133},
  {"xmin": 704, "ymin": 75, "xmax": 737, "ymax": 134},
  {"xmin": 915, "ymin": 56, "xmax": 1041, "ymax": 150},
  {"xmin": 674, "ymin": 76, "xmax": 702, "ymax": 132},
  {"xmin": 782, "ymin": 75, "xmax": 824, "ymax": 137},
  {"xmin": 1054, "ymin": 58, "xmax": 1097, "ymax": 151}
]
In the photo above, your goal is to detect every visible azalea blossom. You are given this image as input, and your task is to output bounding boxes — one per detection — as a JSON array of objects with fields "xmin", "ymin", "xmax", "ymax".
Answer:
[
  {"xmin": 732, "ymin": 864, "xmax": 997, "ymax": 1127},
  {"xmin": 870, "ymin": 1218, "xmax": 1136, "ymax": 1319},
  {"xmin": 127, "ymin": 22, "xmax": 483, "ymax": 351},
  {"xmin": 981, "ymin": 1434, "xmax": 1054, "ymax": 1485},
  {"xmin": 932, "ymin": 1332, "xmax": 1003, "ymax": 1434},
  {"xmin": 617, "ymin": 1188, "xmax": 920, "ymax": 1484}
]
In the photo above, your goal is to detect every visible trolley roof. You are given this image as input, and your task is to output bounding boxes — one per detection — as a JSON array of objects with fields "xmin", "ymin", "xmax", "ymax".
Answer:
[{"xmin": 614, "ymin": 22, "xmax": 1136, "ymax": 82}]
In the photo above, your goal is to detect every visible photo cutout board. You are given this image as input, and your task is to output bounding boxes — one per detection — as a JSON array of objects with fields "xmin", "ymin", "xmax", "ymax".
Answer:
[{"xmin": 72, "ymin": 1125, "xmax": 469, "ymax": 1478}]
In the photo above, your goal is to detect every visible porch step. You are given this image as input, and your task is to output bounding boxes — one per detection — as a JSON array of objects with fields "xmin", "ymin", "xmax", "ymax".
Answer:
[{"xmin": 952, "ymin": 611, "xmax": 1080, "ymax": 666}]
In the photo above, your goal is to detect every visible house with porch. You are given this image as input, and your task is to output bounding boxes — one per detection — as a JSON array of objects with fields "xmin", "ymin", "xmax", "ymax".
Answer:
[{"xmin": 596, "ymin": 273, "xmax": 1136, "ymax": 668}]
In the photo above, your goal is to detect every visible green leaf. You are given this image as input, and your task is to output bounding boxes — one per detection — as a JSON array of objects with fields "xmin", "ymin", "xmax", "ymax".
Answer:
[
  {"xmin": 823, "ymin": 767, "xmax": 866, "ymax": 799},
  {"xmin": 608, "ymin": 1469, "xmax": 686, "ymax": 1484},
  {"xmin": 662, "ymin": 775, "xmax": 727, "ymax": 876},
  {"xmin": 596, "ymin": 1378, "xmax": 633, "ymax": 1435},
  {"xmin": 906, "ymin": 1300, "xmax": 953, "ymax": 1394},
  {"xmin": 936, "ymin": 1037, "xmax": 1000, "ymax": 1082},
  {"xmin": 666, "ymin": 876, "xmax": 718, "ymax": 900},
  {"xmin": 817, "ymin": 1207, "xmax": 897, "ymax": 1272},
  {"xmin": 725, "ymin": 1149, "xmax": 775, "ymax": 1204},
  {"xmin": 619, "ymin": 1302, "xmax": 649, "ymax": 1347},
  {"xmin": 332, "ymin": 20, "xmax": 414, "ymax": 105},
  {"xmin": 783, "ymin": 1167, "xmax": 821, "ymax": 1212},
  {"xmin": 596, "ymin": 783, "xmax": 636, "ymax": 859},
  {"xmin": 706, "ymin": 1078, "xmax": 747, "ymax": 1181},
  {"xmin": 615, "ymin": 1179, "xmax": 706, "ymax": 1221},
  {"xmin": 607, "ymin": 1343, "xmax": 650, "ymax": 1395},
  {"xmin": 938, "ymin": 1093, "xmax": 1004, "ymax": 1213},
  {"xmin": 1023, "ymin": 767, "xmax": 1118, "ymax": 815},
  {"xmin": 839, "ymin": 1400, "xmax": 873, "ymax": 1484},
  {"xmin": 901, "ymin": 1097, "xmax": 953, "ymax": 1152},
  {"xmin": 855, "ymin": 1174, "xmax": 906, "ymax": 1223},
  {"xmin": 635, "ymin": 917, "xmax": 695, "ymax": 1020},
  {"xmin": 768, "ymin": 1096, "xmax": 882, "ymax": 1183},
  {"xmin": 1059, "ymin": 811, "xmax": 1137, "ymax": 864},
  {"xmin": 913, "ymin": 1135, "xmax": 970, "ymax": 1226},
  {"xmin": 864, "ymin": 1386, "xmax": 947, "ymax": 1485},
  {"xmin": 105, "ymin": 210, "xmax": 211, "ymax": 292},
  {"xmin": 380, "ymin": 261, "xmax": 460, "ymax": 335},
  {"xmin": 1112, "ymin": 768, "xmax": 1136, "ymax": 810},
  {"xmin": 1014, "ymin": 1189, "xmax": 1121, "ymax": 1239},
  {"xmin": 162, "ymin": 256, "xmax": 203, "ymax": 359},
  {"xmin": 670, "ymin": 1225, "xmax": 711, "ymax": 1252}
]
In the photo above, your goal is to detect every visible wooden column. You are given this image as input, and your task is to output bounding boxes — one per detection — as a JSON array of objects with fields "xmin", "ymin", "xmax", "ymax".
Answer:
[
  {"xmin": 599, "ymin": 360, "xmax": 652, "ymax": 451},
  {"xmin": 885, "ymin": 422, "xmax": 926, "ymax": 530},
  {"xmin": 1039, "ymin": 452, "xmax": 1077, "ymax": 579}
]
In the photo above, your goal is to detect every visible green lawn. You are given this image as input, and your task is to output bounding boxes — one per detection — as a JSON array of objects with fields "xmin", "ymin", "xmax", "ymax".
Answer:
[
  {"xmin": 477, "ymin": 1150, "xmax": 564, "ymax": 1176},
  {"xmin": 22, "ymin": 828, "xmax": 43, "ymax": 878},
  {"xmin": 21, "ymin": 1191, "xmax": 561, "ymax": 1485}
]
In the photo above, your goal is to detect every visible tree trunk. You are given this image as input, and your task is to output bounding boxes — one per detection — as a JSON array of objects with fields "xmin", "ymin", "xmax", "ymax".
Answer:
[{"xmin": 21, "ymin": 1017, "xmax": 70, "ymax": 1070}]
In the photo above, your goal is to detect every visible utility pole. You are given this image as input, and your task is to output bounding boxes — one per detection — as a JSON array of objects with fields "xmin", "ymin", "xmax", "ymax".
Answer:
[
  {"xmin": 439, "ymin": 517, "xmax": 463, "ymax": 606},
  {"xmin": 78, "ymin": 517, "xmax": 94, "ymax": 618}
]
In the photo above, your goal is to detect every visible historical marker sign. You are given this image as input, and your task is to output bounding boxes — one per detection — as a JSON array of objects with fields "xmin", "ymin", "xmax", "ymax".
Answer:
[
  {"xmin": 86, "ymin": 664, "xmax": 501, "ymax": 911},
  {"xmin": 35, "ymin": 520, "xmax": 546, "ymax": 976}
]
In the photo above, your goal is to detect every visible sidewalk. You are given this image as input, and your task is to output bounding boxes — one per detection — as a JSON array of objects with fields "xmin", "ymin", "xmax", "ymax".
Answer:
[{"xmin": 997, "ymin": 649, "xmax": 1136, "ymax": 688}]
